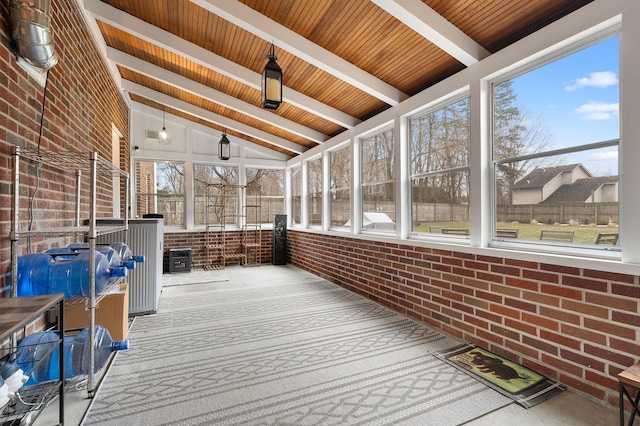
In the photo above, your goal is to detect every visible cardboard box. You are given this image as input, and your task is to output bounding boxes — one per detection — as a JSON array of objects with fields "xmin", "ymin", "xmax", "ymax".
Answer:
[{"xmin": 64, "ymin": 283, "xmax": 129, "ymax": 341}]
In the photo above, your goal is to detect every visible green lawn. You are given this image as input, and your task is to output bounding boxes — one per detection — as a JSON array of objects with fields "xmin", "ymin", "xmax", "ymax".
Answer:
[{"xmin": 414, "ymin": 221, "xmax": 619, "ymax": 245}]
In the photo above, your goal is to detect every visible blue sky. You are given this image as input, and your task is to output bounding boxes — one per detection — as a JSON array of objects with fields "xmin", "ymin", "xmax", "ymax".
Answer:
[{"xmin": 510, "ymin": 35, "xmax": 619, "ymax": 175}]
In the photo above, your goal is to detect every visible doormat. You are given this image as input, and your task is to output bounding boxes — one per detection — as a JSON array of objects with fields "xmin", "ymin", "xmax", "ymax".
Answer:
[{"xmin": 439, "ymin": 344, "xmax": 565, "ymax": 408}]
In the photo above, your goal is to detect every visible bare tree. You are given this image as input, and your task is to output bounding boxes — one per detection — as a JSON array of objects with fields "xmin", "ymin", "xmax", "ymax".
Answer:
[
  {"xmin": 362, "ymin": 128, "xmax": 394, "ymax": 203},
  {"xmin": 493, "ymin": 80, "xmax": 554, "ymax": 204},
  {"xmin": 410, "ymin": 97, "xmax": 469, "ymax": 203},
  {"xmin": 330, "ymin": 146, "xmax": 351, "ymax": 200},
  {"xmin": 156, "ymin": 162, "xmax": 184, "ymax": 195}
]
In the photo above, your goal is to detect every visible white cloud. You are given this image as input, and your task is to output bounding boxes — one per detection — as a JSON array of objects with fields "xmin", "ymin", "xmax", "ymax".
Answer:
[
  {"xmin": 588, "ymin": 151, "xmax": 618, "ymax": 161},
  {"xmin": 574, "ymin": 101, "xmax": 619, "ymax": 120},
  {"xmin": 564, "ymin": 71, "xmax": 618, "ymax": 91}
]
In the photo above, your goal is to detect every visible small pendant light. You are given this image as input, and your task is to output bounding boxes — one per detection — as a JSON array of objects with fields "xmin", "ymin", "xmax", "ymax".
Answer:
[
  {"xmin": 158, "ymin": 110, "xmax": 171, "ymax": 145},
  {"xmin": 261, "ymin": 43, "xmax": 282, "ymax": 110}
]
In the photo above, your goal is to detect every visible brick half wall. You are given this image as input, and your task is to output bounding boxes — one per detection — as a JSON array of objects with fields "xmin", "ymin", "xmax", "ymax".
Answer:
[
  {"xmin": 164, "ymin": 230, "xmax": 273, "ymax": 271},
  {"xmin": 287, "ymin": 230, "xmax": 640, "ymax": 408}
]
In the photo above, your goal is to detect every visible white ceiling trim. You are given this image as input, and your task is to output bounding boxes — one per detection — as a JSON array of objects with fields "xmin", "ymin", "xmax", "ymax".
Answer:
[
  {"xmin": 371, "ymin": 0, "xmax": 490, "ymax": 66},
  {"xmin": 132, "ymin": 101, "xmax": 290, "ymax": 163},
  {"xmin": 122, "ymin": 81, "xmax": 307, "ymax": 155},
  {"xmin": 82, "ymin": 0, "xmax": 359, "ymax": 130},
  {"xmin": 189, "ymin": 0, "xmax": 409, "ymax": 106},
  {"xmin": 109, "ymin": 48, "xmax": 328, "ymax": 144},
  {"xmin": 75, "ymin": 0, "xmax": 128, "ymax": 106}
]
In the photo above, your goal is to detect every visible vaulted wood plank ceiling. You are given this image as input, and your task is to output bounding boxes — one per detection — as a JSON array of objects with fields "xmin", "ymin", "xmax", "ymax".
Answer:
[{"xmin": 82, "ymin": 0, "xmax": 593, "ymax": 158}]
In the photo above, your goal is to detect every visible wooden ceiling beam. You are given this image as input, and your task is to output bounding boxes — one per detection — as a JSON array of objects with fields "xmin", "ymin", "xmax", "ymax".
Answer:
[
  {"xmin": 83, "ymin": 0, "xmax": 359, "ymax": 129},
  {"xmin": 122, "ymin": 81, "xmax": 308, "ymax": 155},
  {"xmin": 189, "ymin": 0, "xmax": 409, "ymax": 106},
  {"xmin": 370, "ymin": 0, "xmax": 490, "ymax": 66}
]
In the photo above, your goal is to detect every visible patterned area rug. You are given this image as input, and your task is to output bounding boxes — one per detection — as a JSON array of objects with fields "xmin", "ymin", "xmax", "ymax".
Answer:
[{"xmin": 85, "ymin": 266, "xmax": 512, "ymax": 425}]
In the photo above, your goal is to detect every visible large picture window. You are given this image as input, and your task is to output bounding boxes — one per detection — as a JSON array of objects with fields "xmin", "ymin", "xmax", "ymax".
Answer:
[
  {"xmin": 492, "ymin": 35, "xmax": 619, "ymax": 248},
  {"xmin": 246, "ymin": 168, "xmax": 285, "ymax": 224},
  {"xmin": 134, "ymin": 161, "xmax": 185, "ymax": 226},
  {"xmin": 409, "ymin": 97, "xmax": 470, "ymax": 237},
  {"xmin": 330, "ymin": 145, "xmax": 351, "ymax": 229},
  {"xmin": 193, "ymin": 165, "xmax": 238, "ymax": 226},
  {"xmin": 361, "ymin": 128, "xmax": 395, "ymax": 232}
]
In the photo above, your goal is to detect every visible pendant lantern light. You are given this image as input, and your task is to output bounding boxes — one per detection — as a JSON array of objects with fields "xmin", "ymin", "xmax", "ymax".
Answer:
[
  {"xmin": 261, "ymin": 43, "xmax": 282, "ymax": 110},
  {"xmin": 218, "ymin": 130, "xmax": 230, "ymax": 161},
  {"xmin": 158, "ymin": 110, "xmax": 171, "ymax": 145}
]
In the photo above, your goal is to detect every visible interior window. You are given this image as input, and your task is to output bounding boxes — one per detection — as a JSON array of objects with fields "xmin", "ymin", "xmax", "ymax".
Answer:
[
  {"xmin": 246, "ymin": 168, "xmax": 285, "ymax": 224},
  {"xmin": 135, "ymin": 161, "xmax": 185, "ymax": 226},
  {"xmin": 193, "ymin": 165, "xmax": 238, "ymax": 226}
]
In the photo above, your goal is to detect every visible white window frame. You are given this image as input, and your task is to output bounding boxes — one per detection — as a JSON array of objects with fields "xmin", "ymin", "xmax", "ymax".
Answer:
[
  {"xmin": 488, "ymin": 29, "xmax": 621, "ymax": 259},
  {"xmin": 408, "ymin": 93, "xmax": 471, "ymax": 241}
]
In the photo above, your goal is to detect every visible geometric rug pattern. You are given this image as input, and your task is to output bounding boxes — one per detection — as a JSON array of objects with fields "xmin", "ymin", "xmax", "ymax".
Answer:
[
  {"xmin": 162, "ymin": 268, "xmax": 229, "ymax": 287},
  {"xmin": 84, "ymin": 265, "xmax": 512, "ymax": 425}
]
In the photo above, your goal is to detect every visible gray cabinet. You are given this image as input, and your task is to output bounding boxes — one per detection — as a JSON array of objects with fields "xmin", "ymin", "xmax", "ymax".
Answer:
[
  {"xmin": 97, "ymin": 219, "xmax": 164, "ymax": 315},
  {"xmin": 126, "ymin": 219, "xmax": 164, "ymax": 315}
]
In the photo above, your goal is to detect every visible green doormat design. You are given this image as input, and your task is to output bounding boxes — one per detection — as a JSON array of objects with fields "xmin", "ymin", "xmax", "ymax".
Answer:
[
  {"xmin": 447, "ymin": 347, "xmax": 543, "ymax": 393},
  {"xmin": 440, "ymin": 344, "xmax": 565, "ymax": 408}
]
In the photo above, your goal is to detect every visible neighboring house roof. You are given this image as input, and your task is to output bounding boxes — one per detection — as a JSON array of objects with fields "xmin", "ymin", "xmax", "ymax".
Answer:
[
  {"xmin": 513, "ymin": 164, "xmax": 588, "ymax": 189},
  {"xmin": 541, "ymin": 176, "xmax": 618, "ymax": 204}
]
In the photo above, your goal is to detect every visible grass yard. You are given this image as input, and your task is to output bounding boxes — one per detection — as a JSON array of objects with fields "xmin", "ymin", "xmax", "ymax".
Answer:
[{"xmin": 414, "ymin": 221, "xmax": 619, "ymax": 245}]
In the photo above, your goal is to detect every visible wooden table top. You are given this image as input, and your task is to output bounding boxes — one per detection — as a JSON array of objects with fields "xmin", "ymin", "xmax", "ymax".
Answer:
[
  {"xmin": 619, "ymin": 363, "xmax": 640, "ymax": 388},
  {"xmin": 0, "ymin": 294, "xmax": 64, "ymax": 341}
]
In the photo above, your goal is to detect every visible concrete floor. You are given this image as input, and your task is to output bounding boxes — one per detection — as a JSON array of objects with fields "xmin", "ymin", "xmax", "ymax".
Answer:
[{"xmin": 32, "ymin": 265, "xmax": 620, "ymax": 425}]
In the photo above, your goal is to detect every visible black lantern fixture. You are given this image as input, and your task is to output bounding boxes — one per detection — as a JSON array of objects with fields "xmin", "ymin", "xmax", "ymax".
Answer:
[
  {"xmin": 261, "ymin": 43, "xmax": 282, "ymax": 110},
  {"xmin": 218, "ymin": 130, "xmax": 230, "ymax": 161}
]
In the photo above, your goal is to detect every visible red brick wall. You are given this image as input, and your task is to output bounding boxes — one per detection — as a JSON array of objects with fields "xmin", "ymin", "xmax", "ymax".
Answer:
[
  {"xmin": 0, "ymin": 0, "xmax": 129, "ymax": 283},
  {"xmin": 287, "ymin": 230, "xmax": 640, "ymax": 407},
  {"xmin": 164, "ymin": 230, "xmax": 273, "ymax": 271}
]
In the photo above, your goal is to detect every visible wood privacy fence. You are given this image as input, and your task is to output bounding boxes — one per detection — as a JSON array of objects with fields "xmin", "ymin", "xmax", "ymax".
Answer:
[
  {"xmin": 157, "ymin": 198, "xmax": 618, "ymax": 228},
  {"xmin": 497, "ymin": 202, "xmax": 618, "ymax": 225},
  {"xmin": 332, "ymin": 201, "xmax": 618, "ymax": 227}
]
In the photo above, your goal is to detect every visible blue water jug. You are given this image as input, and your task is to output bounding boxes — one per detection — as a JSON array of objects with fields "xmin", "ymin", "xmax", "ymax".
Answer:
[
  {"xmin": 48, "ymin": 251, "xmax": 126, "ymax": 297},
  {"xmin": 16, "ymin": 253, "xmax": 55, "ymax": 296},
  {"xmin": 16, "ymin": 326, "xmax": 129, "ymax": 386},
  {"xmin": 45, "ymin": 247, "xmax": 76, "ymax": 258},
  {"xmin": 66, "ymin": 242, "xmax": 135, "ymax": 271},
  {"xmin": 109, "ymin": 242, "xmax": 145, "ymax": 264},
  {"xmin": 73, "ymin": 326, "xmax": 129, "ymax": 376},
  {"xmin": 18, "ymin": 251, "xmax": 127, "ymax": 298},
  {"xmin": 15, "ymin": 330, "xmax": 68, "ymax": 385}
]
